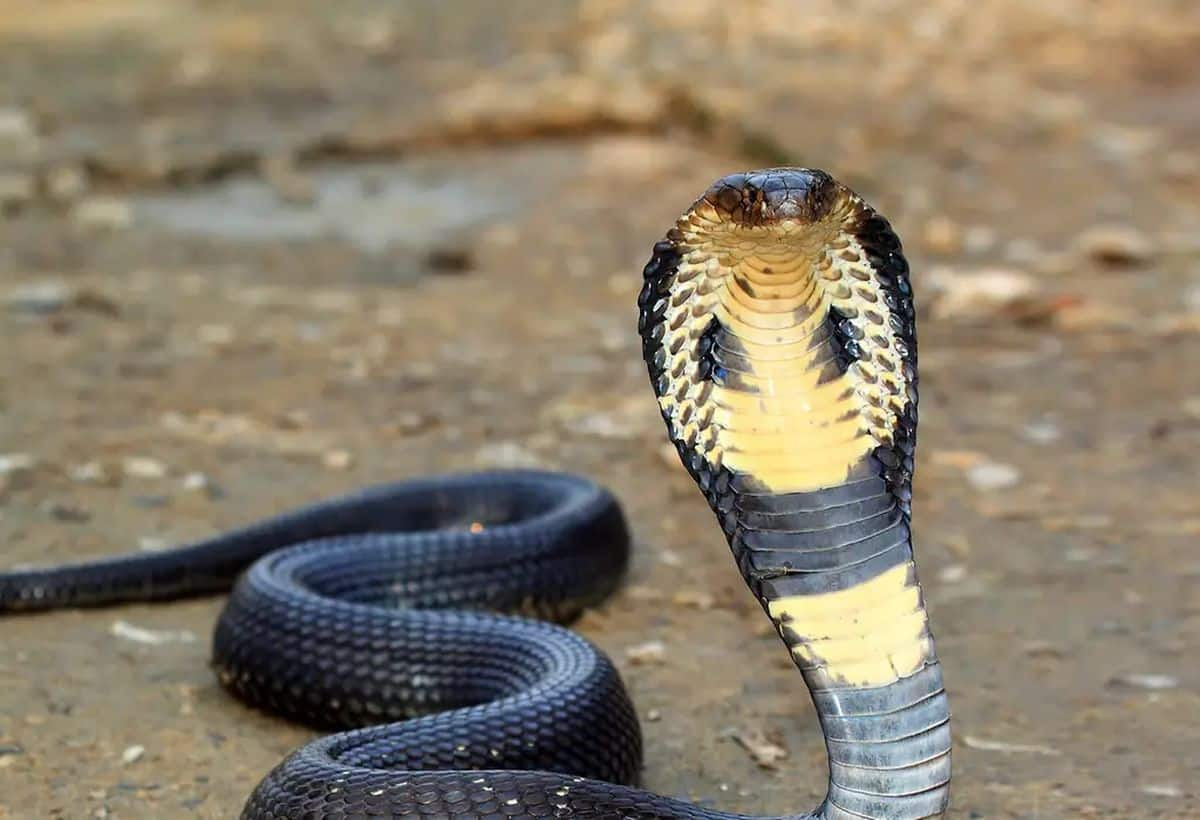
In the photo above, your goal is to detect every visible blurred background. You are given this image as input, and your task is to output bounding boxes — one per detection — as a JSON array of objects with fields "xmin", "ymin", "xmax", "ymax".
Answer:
[{"xmin": 2, "ymin": 1, "xmax": 1198, "ymax": 817}]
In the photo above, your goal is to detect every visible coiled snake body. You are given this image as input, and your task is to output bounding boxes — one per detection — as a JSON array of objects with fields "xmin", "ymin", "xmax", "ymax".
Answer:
[{"xmin": 1, "ymin": 169, "xmax": 951, "ymax": 819}]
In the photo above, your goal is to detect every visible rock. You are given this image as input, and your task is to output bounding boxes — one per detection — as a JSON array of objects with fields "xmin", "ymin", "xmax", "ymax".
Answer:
[
  {"xmin": 475, "ymin": 441, "xmax": 543, "ymax": 469},
  {"xmin": 963, "ymin": 225, "xmax": 997, "ymax": 255},
  {"xmin": 72, "ymin": 196, "xmax": 133, "ymax": 231},
  {"xmin": 322, "ymin": 449, "xmax": 354, "ymax": 471},
  {"xmin": 1140, "ymin": 784, "xmax": 1184, "ymax": 799},
  {"xmin": 181, "ymin": 472, "xmax": 216, "ymax": 494},
  {"xmin": 120, "ymin": 745, "xmax": 145, "ymax": 765},
  {"xmin": 1108, "ymin": 672, "xmax": 1179, "ymax": 691},
  {"xmin": 921, "ymin": 215, "xmax": 962, "ymax": 256},
  {"xmin": 962, "ymin": 735, "xmax": 1061, "ymax": 755},
  {"xmin": 110, "ymin": 620, "xmax": 196, "ymax": 646},
  {"xmin": 122, "ymin": 457, "xmax": 167, "ymax": 480},
  {"xmin": 671, "ymin": 590, "xmax": 715, "ymax": 610},
  {"xmin": 45, "ymin": 164, "xmax": 88, "ymax": 202},
  {"xmin": 729, "ymin": 728, "xmax": 788, "ymax": 770},
  {"xmin": 624, "ymin": 640, "xmax": 666, "ymax": 665},
  {"xmin": 425, "ymin": 246, "xmax": 474, "ymax": 274},
  {"xmin": 0, "ymin": 171, "xmax": 35, "ymax": 211},
  {"xmin": 0, "ymin": 453, "xmax": 36, "ymax": 475},
  {"xmin": 69, "ymin": 461, "xmax": 117, "ymax": 485},
  {"xmin": 1022, "ymin": 421, "xmax": 1061, "ymax": 444},
  {"xmin": 926, "ymin": 267, "xmax": 1038, "ymax": 321},
  {"xmin": 1074, "ymin": 224, "xmax": 1153, "ymax": 267},
  {"xmin": 965, "ymin": 461, "xmax": 1021, "ymax": 491},
  {"xmin": 42, "ymin": 500, "xmax": 91, "ymax": 523},
  {"xmin": 6, "ymin": 280, "xmax": 73, "ymax": 314},
  {"xmin": 938, "ymin": 564, "xmax": 968, "ymax": 584}
]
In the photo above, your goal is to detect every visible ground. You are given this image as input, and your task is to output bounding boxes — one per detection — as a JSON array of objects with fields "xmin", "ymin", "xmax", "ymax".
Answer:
[{"xmin": 1, "ymin": 1, "xmax": 1199, "ymax": 818}]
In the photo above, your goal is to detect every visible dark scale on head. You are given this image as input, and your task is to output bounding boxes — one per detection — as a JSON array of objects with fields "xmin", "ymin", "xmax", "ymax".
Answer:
[{"xmin": 703, "ymin": 168, "xmax": 838, "ymax": 226}]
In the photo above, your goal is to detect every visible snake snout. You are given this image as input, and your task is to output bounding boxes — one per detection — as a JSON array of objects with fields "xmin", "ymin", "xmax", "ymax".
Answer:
[{"xmin": 703, "ymin": 168, "xmax": 837, "ymax": 227}]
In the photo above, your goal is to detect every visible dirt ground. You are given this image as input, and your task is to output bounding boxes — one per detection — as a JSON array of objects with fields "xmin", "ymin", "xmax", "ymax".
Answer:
[{"xmin": 2, "ymin": 1, "xmax": 1199, "ymax": 818}]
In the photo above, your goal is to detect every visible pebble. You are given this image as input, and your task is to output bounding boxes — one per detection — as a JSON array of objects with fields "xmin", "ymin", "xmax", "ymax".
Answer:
[
  {"xmin": 0, "ymin": 453, "xmax": 36, "ymax": 475},
  {"xmin": 1108, "ymin": 672, "xmax": 1179, "ymax": 691},
  {"xmin": 6, "ymin": 281, "xmax": 73, "ymax": 314},
  {"xmin": 122, "ymin": 457, "xmax": 168, "ymax": 480},
  {"xmin": 474, "ymin": 441, "xmax": 543, "ymax": 469},
  {"xmin": 624, "ymin": 640, "xmax": 666, "ymax": 665},
  {"xmin": 120, "ymin": 745, "xmax": 145, "ymax": 765},
  {"xmin": 965, "ymin": 461, "xmax": 1021, "ymax": 491},
  {"xmin": 110, "ymin": 620, "xmax": 197, "ymax": 646},
  {"xmin": 671, "ymin": 590, "xmax": 715, "ymax": 610},
  {"xmin": 926, "ymin": 267, "xmax": 1037, "ymax": 320},
  {"xmin": 181, "ymin": 472, "xmax": 216, "ymax": 494},
  {"xmin": 0, "ymin": 171, "xmax": 35, "ymax": 210},
  {"xmin": 921, "ymin": 215, "xmax": 962, "ymax": 256},
  {"xmin": 938, "ymin": 564, "xmax": 968, "ymax": 584},
  {"xmin": 1074, "ymin": 224, "xmax": 1153, "ymax": 267},
  {"xmin": 43, "ymin": 500, "xmax": 91, "ymax": 523},
  {"xmin": 72, "ymin": 196, "xmax": 133, "ymax": 231},
  {"xmin": 728, "ymin": 728, "xmax": 788, "ymax": 769},
  {"xmin": 45, "ymin": 164, "xmax": 88, "ymax": 202},
  {"xmin": 1022, "ymin": 420, "xmax": 1061, "ymax": 444},
  {"xmin": 1140, "ymin": 784, "xmax": 1184, "ymax": 799},
  {"xmin": 963, "ymin": 225, "xmax": 998, "ymax": 255},
  {"xmin": 322, "ymin": 449, "xmax": 354, "ymax": 471},
  {"xmin": 962, "ymin": 735, "xmax": 1061, "ymax": 756}
]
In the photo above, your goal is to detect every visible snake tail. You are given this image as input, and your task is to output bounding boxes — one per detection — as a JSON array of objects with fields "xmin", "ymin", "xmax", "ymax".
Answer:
[{"xmin": 638, "ymin": 168, "xmax": 951, "ymax": 818}]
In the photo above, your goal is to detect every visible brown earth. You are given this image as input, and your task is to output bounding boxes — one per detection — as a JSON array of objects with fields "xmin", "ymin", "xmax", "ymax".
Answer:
[{"xmin": 2, "ymin": 1, "xmax": 1199, "ymax": 818}]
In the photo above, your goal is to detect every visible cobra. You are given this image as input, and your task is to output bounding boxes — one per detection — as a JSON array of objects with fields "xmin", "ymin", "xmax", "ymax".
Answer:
[{"xmin": 0, "ymin": 168, "xmax": 950, "ymax": 819}]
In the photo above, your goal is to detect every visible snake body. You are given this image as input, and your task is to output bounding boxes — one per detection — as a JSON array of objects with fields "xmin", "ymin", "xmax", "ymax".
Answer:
[{"xmin": 0, "ymin": 169, "xmax": 950, "ymax": 819}]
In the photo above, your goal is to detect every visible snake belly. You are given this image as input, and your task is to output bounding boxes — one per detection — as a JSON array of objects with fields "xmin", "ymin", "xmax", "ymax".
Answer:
[{"xmin": 0, "ymin": 168, "xmax": 950, "ymax": 820}]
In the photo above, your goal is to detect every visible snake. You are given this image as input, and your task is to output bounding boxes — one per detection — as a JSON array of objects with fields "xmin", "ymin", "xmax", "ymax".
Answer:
[{"xmin": 0, "ymin": 168, "xmax": 951, "ymax": 819}]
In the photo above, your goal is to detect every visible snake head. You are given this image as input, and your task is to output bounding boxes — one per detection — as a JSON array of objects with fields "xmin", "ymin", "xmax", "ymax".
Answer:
[{"xmin": 699, "ymin": 168, "xmax": 841, "ymax": 229}]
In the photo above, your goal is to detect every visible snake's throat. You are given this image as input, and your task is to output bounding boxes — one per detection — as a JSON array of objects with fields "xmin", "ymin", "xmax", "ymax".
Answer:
[{"xmin": 640, "ymin": 169, "xmax": 950, "ymax": 818}]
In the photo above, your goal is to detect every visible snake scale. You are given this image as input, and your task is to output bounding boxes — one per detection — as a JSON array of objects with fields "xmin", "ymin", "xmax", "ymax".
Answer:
[{"xmin": 0, "ymin": 169, "xmax": 951, "ymax": 819}]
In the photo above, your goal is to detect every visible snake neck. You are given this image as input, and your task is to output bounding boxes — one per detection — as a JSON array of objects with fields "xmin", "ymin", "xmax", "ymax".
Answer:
[{"xmin": 639, "ymin": 169, "xmax": 950, "ymax": 819}]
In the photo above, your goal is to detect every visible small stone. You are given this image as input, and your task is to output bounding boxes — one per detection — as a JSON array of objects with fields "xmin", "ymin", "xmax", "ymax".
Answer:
[
  {"xmin": 425, "ymin": 246, "xmax": 474, "ymax": 274},
  {"xmin": 0, "ymin": 744, "xmax": 24, "ymax": 757},
  {"xmin": 938, "ymin": 564, "xmax": 968, "ymax": 584},
  {"xmin": 6, "ymin": 280, "xmax": 73, "ymax": 314},
  {"xmin": 475, "ymin": 441, "xmax": 543, "ymax": 469},
  {"xmin": 645, "ymin": 709, "xmax": 662, "ymax": 722},
  {"xmin": 43, "ymin": 500, "xmax": 91, "ymax": 523},
  {"xmin": 45, "ymin": 164, "xmax": 88, "ymax": 202},
  {"xmin": 1022, "ymin": 641, "xmax": 1069, "ymax": 658},
  {"xmin": 963, "ymin": 225, "xmax": 997, "ymax": 255},
  {"xmin": 122, "ymin": 457, "xmax": 167, "ymax": 480},
  {"xmin": 181, "ymin": 472, "xmax": 214, "ymax": 493},
  {"xmin": 671, "ymin": 590, "xmax": 715, "ymax": 609},
  {"xmin": 1074, "ymin": 224, "xmax": 1153, "ymax": 267},
  {"xmin": 197, "ymin": 324, "xmax": 235, "ymax": 347},
  {"xmin": 1140, "ymin": 784, "xmax": 1184, "ymax": 799},
  {"xmin": 322, "ymin": 449, "xmax": 354, "ymax": 471},
  {"xmin": 1022, "ymin": 421, "xmax": 1061, "ymax": 444},
  {"xmin": 927, "ymin": 267, "xmax": 1038, "ymax": 321},
  {"xmin": 110, "ymin": 620, "xmax": 196, "ymax": 646},
  {"xmin": 921, "ymin": 215, "xmax": 962, "ymax": 256},
  {"xmin": 73, "ymin": 196, "xmax": 133, "ymax": 231},
  {"xmin": 120, "ymin": 745, "xmax": 145, "ymax": 765},
  {"xmin": 1108, "ymin": 672, "xmax": 1179, "ymax": 691},
  {"xmin": 138, "ymin": 537, "xmax": 168, "ymax": 552},
  {"xmin": 624, "ymin": 640, "xmax": 666, "ymax": 665},
  {"xmin": 0, "ymin": 171, "xmax": 35, "ymax": 210},
  {"xmin": 0, "ymin": 453, "xmax": 36, "ymax": 475},
  {"xmin": 965, "ymin": 461, "xmax": 1021, "ymax": 491},
  {"xmin": 729, "ymin": 728, "xmax": 789, "ymax": 770},
  {"xmin": 69, "ymin": 461, "xmax": 116, "ymax": 485}
]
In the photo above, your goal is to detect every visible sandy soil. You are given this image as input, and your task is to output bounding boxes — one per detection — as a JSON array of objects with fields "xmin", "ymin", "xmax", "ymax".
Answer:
[{"xmin": 2, "ymin": 2, "xmax": 1199, "ymax": 817}]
